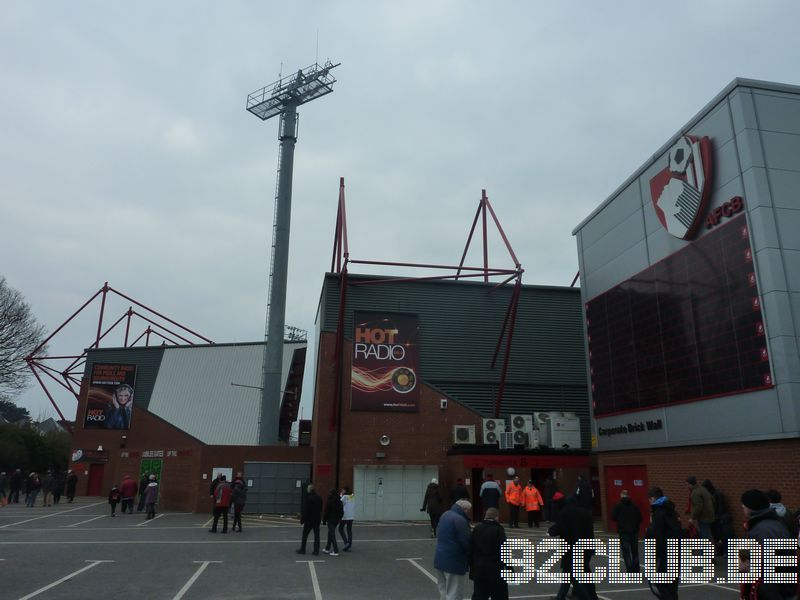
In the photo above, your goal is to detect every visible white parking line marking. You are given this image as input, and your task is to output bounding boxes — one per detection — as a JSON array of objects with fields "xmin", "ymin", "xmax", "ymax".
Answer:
[
  {"xmin": 0, "ymin": 502, "xmax": 105, "ymax": 529},
  {"xmin": 134, "ymin": 513, "xmax": 164, "ymax": 526},
  {"xmin": 296, "ymin": 561, "xmax": 324, "ymax": 600},
  {"xmin": 17, "ymin": 560, "xmax": 113, "ymax": 599},
  {"xmin": 171, "ymin": 560, "xmax": 222, "ymax": 600},
  {"xmin": 62, "ymin": 515, "xmax": 106, "ymax": 528},
  {"xmin": 396, "ymin": 557, "xmax": 437, "ymax": 584}
]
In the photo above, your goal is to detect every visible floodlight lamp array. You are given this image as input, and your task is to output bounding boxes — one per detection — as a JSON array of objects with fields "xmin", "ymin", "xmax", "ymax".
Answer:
[{"xmin": 246, "ymin": 60, "xmax": 340, "ymax": 121}]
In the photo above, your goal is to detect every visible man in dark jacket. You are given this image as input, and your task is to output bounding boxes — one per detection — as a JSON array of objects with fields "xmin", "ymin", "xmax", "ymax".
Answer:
[
  {"xmin": 470, "ymin": 507, "xmax": 508, "ymax": 600},
  {"xmin": 422, "ymin": 478, "xmax": 444, "ymax": 537},
  {"xmin": 548, "ymin": 497, "xmax": 599, "ymax": 600},
  {"xmin": 575, "ymin": 474, "xmax": 593, "ymax": 510},
  {"xmin": 136, "ymin": 473, "xmax": 148, "ymax": 511},
  {"xmin": 611, "ymin": 489, "xmax": 642, "ymax": 573},
  {"xmin": 686, "ymin": 475, "xmax": 715, "ymax": 540},
  {"xmin": 9, "ymin": 469, "xmax": 22, "ymax": 503},
  {"xmin": 297, "ymin": 484, "xmax": 323, "ymax": 555},
  {"xmin": 209, "ymin": 475, "xmax": 232, "ymax": 533},
  {"xmin": 322, "ymin": 489, "xmax": 344, "ymax": 555},
  {"xmin": 451, "ymin": 478, "xmax": 470, "ymax": 503},
  {"xmin": 65, "ymin": 470, "xmax": 77, "ymax": 503},
  {"xmin": 434, "ymin": 499, "xmax": 472, "ymax": 600},
  {"xmin": 645, "ymin": 487, "xmax": 681, "ymax": 600},
  {"xmin": 479, "ymin": 474, "xmax": 502, "ymax": 518},
  {"xmin": 740, "ymin": 489, "xmax": 796, "ymax": 600}
]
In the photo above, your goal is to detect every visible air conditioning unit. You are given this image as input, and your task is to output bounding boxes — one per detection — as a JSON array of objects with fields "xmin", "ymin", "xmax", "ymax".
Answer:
[
  {"xmin": 453, "ymin": 425, "xmax": 476, "ymax": 445},
  {"xmin": 510, "ymin": 414, "xmax": 535, "ymax": 448},
  {"xmin": 533, "ymin": 411, "xmax": 550, "ymax": 431},
  {"xmin": 499, "ymin": 431, "xmax": 514, "ymax": 450},
  {"xmin": 482, "ymin": 418, "xmax": 506, "ymax": 445},
  {"xmin": 548, "ymin": 413, "xmax": 581, "ymax": 449}
]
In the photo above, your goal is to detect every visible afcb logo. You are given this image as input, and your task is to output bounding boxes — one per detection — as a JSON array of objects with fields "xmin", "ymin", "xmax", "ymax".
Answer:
[{"xmin": 649, "ymin": 135, "xmax": 713, "ymax": 239}]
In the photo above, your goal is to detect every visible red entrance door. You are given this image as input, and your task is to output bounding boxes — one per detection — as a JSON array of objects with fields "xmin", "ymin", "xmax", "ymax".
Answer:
[
  {"xmin": 86, "ymin": 464, "xmax": 105, "ymax": 496},
  {"xmin": 604, "ymin": 465, "xmax": 649, "ymax": 536}
]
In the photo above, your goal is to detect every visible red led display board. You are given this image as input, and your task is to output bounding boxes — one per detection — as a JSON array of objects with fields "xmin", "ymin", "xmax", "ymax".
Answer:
[{"xmin": 587, "ymin": 213, "xmax": 772, "ymax": 416}]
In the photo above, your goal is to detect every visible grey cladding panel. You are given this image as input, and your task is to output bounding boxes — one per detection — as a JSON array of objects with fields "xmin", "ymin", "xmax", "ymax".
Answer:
[
  {"xmin": 581, "ymin": 210, "xmax": 646, "ymax": 275},
  {"xmin": 579, "ymin": 182, "xmax": 642, "ymax": 250},
  {"xmin": 768, "ymin": 169, "xmax": 800, "ymax": 209},
  {"xmin": 775, "ymin": 208, "xmax": 800, "ymax": 250},
  {"xmin": 84, "ymin": 347, "xmax": 165, "ymax": 410},
  {"xmin": 761, "ymin": 131, "xmax": 800, "ymax": 172},
  {"xmin": 754, "ymin": 93, "xmax": 800, "ymax": 135}
]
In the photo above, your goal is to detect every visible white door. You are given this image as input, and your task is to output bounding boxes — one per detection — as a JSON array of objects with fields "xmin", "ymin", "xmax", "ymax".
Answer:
[{"xmin": 354, "ymin": 465, "xmax": 437, "ymax": 521}]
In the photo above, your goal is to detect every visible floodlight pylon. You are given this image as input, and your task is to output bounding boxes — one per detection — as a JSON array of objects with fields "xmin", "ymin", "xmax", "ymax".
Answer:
[{"xmin": 247, "ymin": 60, "xmax": 340, "ymax": 446}]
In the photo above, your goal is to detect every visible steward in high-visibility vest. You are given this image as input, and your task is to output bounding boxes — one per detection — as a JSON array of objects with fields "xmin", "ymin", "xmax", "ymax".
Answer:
[
  {"xmin": 523, "ymin": 481, "xmax": 544, "ymax": 527},
  {"xmin": 504, "ymin": 476, "xmax": 523, "ymax": 528}
]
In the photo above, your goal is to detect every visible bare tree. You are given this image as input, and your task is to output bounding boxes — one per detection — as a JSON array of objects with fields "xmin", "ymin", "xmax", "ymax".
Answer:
[{"xmin": 0, "ymin": 276, "xmax": 46, "ymax": 397}]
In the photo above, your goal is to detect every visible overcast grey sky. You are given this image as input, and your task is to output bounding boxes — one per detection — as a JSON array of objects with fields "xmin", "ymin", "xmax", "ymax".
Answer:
[{"xmin": 2, "ymin": 0, "xmax": 799, "ymax": 422}]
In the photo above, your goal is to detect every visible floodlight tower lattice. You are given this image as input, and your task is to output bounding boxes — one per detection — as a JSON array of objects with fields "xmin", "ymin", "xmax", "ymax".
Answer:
[{"xmin": 246, "ymin": 60, "xmax": 340, "ymax": 445}]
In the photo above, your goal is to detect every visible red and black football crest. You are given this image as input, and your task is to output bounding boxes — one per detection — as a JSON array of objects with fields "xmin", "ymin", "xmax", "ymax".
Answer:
[{"xmin": 649, "ymin": 135, "xmax": 712, "ymax": 239}]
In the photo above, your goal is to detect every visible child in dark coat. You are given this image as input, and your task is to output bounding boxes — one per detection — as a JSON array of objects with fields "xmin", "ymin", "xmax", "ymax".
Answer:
[{"xmin": 108, "ymin": 485, "xmax": 121, "ymax": 517}]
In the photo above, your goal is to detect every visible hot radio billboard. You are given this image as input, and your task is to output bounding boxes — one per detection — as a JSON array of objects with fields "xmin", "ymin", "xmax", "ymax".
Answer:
[
  {"xmin": 351, "ymin": 312, "xmax": 420, "ymax": 412},
  {"xmin": 84, "ymin": 363, "xmax": 137, "ymax": 430}
]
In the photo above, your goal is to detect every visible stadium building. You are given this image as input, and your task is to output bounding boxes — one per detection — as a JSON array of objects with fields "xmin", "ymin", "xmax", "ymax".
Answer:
[
  {"xmin": 309, "ymin": 273, "xmax": 594, "ymax": 521},
  {"xmin": 68, "ymin": 341, "xmax": 311, "ymax": 513},
  {"xmin": 573, "ymin": 78, "xmax": 800, "ymax": 531}
]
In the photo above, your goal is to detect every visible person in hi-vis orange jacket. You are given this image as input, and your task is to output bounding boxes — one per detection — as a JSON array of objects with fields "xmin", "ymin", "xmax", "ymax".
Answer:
[
  {"xmin": 523, "ymin": 481, "xmax": 544, "ymax": 527},
  {"xmin": 504, "ymin": 475, "xmax": 523, "ymax": 528}
]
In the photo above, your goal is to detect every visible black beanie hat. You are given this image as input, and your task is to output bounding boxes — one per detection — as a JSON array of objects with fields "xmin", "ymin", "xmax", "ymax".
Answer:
[{"xmin": 741, "ymin": 489, "xmax": 770, "ymax": 512}]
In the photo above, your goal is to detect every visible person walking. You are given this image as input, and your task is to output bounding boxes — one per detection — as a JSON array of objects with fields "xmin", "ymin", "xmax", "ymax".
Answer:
[
  {"xmin": 739, "ymin": 489, "xmax": 797, "ymax": 600},
  {"xmin": 504, "ymin": 475, "xmax": 523, "ymax": 529},
  {"xmin": 209, "ymin": 474, "xmax": 232, "ymax": 533},
  {"xmin": 338, "ymin": 486, "xmax": 355, "ymax": 551},
  {"xmin": 108, "ymin": 484, "xmax": 121, "ymax": 517},
  {"xmin": 686, "ymin": 476, "xmax": 715, "ymax": 540},
  {"xmin": 574, "ymin": 474, "xmax": 593, "ymax": 510},
  {"xmin": 703, "ymin": 479, "xmax": 733, "ymax": 555},
  {"xmin": 645, "ymin": 487, "xmax": 681, "ymax": 600},
  {"xmin": 522, "ymin": 480, "xmax": 544, "ymax": 528},
  {"xmin": 611, "ymin": 489, "xmax": 642, "ymax": 573},
  {"xmin": 52, "ymin": 470, "xmax": 65, "ymax": 505},
  {"xmin": 41, "ymin": 471, "xmax": 54, "ymax": 507},
  {"xmin": 296, "ymin": 483, "xmax": 323, "ymax": 555},
  {"xmin": 451, "ymin": 478, "xmax": 470, "ymax": 503},
  {"xmin": 548, "ymin": 497, "xmax": 600, "ymax": 600},
  {"xmin": 65, "ymin": 470, "xmax": 77, "ymax": 503},
  {"xmin": 231, "ymin": 479, "xmax": 247, "ymax": 532},
  {"xmin": 479, "ymin": 474, "xmax": 502, "ymax": 519},
  {"xmin": 136, "ymin": 473, "xmax": 148, "ymax": 512},
  {"xmin": 433, "ymin": 499, "xmax": 472, "ymax": 600},
  {"xmin": 144, "ymin": 475, "xmax": 159, "ymax": 520},
  {"xmin": 26, "ymin": 473, "xmax": 41, "ymax": 507},
  {"xmin": 119, "ymin": 474, "xmax": 137, "ymax": 514},
  {"xmin": 422, "ymin": 478, "xmax": 444, "ymax": 537},
  {"xmin": 469, "ymin": 507, "xmax": 509, "ymax": 600},
  {"xmin": 0, "ymin": 471, "xmax": 7, "ymax": 506},
  {"xmin": 10, "ymin": 469, "xmax": 22, "ymax": 504},
  {"xmin": 322, "ymin": 489, "xmax": 343, "ymax": 556}
]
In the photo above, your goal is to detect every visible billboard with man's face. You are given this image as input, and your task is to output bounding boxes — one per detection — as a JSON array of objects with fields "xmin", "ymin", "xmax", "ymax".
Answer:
[
  {"xmin": 351, "ymin": 312, "xmax": 420, "ymax": 412},
  {"xmin": 84, "ymin": 363, "xmax": 137, "ymax": 430}
]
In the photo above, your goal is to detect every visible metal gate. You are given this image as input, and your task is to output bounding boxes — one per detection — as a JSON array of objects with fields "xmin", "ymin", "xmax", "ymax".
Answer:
[{"xmin": 243, "ymin": 461, "xmax": 311, "ymax": 514}]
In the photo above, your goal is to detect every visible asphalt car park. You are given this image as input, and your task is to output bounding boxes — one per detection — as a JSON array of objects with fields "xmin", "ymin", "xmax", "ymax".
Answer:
[{"xmin": 0, "ymin": 498, "xmax": 747, "ymax": 599}]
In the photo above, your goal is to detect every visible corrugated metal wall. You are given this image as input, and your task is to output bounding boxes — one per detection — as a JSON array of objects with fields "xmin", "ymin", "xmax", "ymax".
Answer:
[
  {"xmin": 84, "ymin": 347, "xmax": 166, "ymax": 410},
  {"xmin": 318, "ymin": 274, "xmax": 591, "ymax": 446}
]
